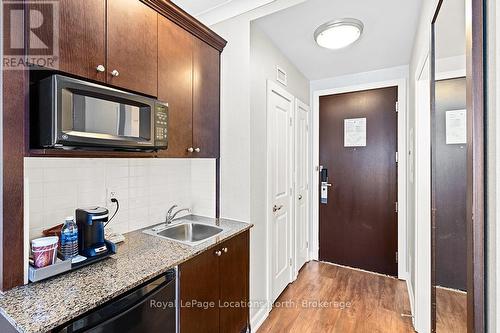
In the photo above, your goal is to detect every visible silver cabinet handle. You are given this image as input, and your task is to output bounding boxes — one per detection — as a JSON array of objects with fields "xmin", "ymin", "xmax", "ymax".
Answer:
[
  {"xmin": 222, "ymin": 247, "xmax": 228, "ymax": 253},
  {"xmin": 111, "ymin": 69, "xmax": 120, "ymax": 77},
  {"xmin": 96, "ymin": 65, "xmax": 106, "ymax": 73},
  {"xmin": 273, "ymin": 205, "xmax": 284, "ymax": 213},
  {"xmin": 215, "ymin": 250, "xmax": 222, "ymax": 257},
  {"xmin": 187, "ymin": 147, "xmax": 194, "ymax": 153},
  {"xmin": 194, "ymin": 147, "xmax": 201, "ymax": 153}
]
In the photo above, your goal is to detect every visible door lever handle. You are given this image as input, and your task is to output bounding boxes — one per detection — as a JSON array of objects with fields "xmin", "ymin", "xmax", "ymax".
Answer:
[{"xmin": 273, "ymin": 205, "xmax": 284, "ymax": 213}]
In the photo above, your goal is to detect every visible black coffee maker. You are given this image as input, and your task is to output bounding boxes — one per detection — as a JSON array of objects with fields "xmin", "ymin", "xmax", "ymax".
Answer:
[{"xmin": 76, "ymin": 207, "xmax": 109, "ymax": 258}]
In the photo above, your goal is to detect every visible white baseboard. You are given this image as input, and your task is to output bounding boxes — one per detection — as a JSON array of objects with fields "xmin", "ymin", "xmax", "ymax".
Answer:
[
  {"xmin": 250, "ymin": 306, "xmax": 269, "ymax": 332},
  {"xmin": 406, "ymin": 278, "xmax": 415, "ymax": 327}
]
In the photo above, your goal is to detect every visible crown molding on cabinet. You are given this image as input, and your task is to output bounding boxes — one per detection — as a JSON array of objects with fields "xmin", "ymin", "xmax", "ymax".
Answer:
[{"xmin": 141, "ymin": 0, "xmax": 227, "ymax": 52}]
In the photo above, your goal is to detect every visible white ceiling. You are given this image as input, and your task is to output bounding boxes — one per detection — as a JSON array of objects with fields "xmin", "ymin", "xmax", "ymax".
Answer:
[
  {"xmin": 172, "ymin": 0, "xmax": 277, "ymax": 26},
  {"xmin": 172, "ymin": 0, "xmax": 232, "ymax": 17},
  {"xmin": 253, "ymin": 0, "xmax": 423, "ymax": 80}
]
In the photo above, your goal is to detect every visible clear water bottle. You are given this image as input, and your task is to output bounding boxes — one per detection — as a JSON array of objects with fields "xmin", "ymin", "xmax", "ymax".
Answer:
[{"xmin": 61, "ymin": 216, "xmax": 79, "ymax": 260}]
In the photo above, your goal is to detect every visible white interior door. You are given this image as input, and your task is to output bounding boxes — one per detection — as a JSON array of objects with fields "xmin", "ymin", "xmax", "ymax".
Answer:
[
  {"xmin": 267, "ymin": 80, "xmax": 294, "ymax": 302},
  {"xmin": 294, "ymin": 99, "xmax": 309, "ymax": 276}
]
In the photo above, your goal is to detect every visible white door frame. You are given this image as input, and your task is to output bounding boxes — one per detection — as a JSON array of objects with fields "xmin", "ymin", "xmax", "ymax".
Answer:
[
  {"xmin": 293, "ymin": 98, "xmax": 310, "ymax": 278},
  {"xmin": 311, "ymin": 78, "xmax": 408, "ymax": 280},
  {"xmin": 266, "ymin": 80, "xmax": 295, "ymax": 304},
  {"xmin": 414, "ymin": 51, "xmax": 431, "ymax": 333}
]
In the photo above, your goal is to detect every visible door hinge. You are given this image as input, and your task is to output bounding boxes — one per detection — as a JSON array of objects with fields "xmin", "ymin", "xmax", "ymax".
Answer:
[
  {"xmin": 306, "ymin": 241, "xmax": 309, "ymax": 249},
  {"xmin": 395, "ymin": 202, "xmax": 398, "ymax": 213},
  {"xmin": 395, "ymin": 152, "xmax": 399, "ymax": 163},
  {"xmin": 395, "ymin": 101, "xmax": 399, "ymax": 113},
  {"xmin": 306, "ymin": 124, "xmax": 309, "ymax": 132},
  {"xmin": 396, "ymin": 251, "xmax": 398, "ymax": 263},
  {"xmin": 289, "ymin": 258, "xmax": 293, "ymax": 267},
  {"xmin": 290, "ymin": 117, "xmax": 293, "ymax": 126}
]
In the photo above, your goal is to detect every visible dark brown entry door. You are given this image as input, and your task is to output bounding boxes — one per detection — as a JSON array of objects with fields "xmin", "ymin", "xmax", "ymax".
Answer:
[{"xmin": 319, "ymin": 86, "xmax": 398, "ymax": 276}]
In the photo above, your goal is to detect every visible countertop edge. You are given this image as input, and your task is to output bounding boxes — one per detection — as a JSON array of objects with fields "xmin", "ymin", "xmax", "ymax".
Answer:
[{"xmin": 1, "ymin": 218, "xmax": 253, "ymax": 333}]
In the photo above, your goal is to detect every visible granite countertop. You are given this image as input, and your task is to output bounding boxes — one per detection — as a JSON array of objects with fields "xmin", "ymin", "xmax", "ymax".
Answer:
[{"xmin": 0, "ymin": 215, "xmax": 252, "ymax": 333}]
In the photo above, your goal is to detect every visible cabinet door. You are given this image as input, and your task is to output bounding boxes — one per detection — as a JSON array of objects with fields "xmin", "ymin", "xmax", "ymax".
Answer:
[
  {"xmin": 193, "ymin": 39, "xmax": 221, "ymax": 158},
  {"xmin": 28, "ymin": 0, "xmax": 106, "ymax": 81},
  {"xmin": 158, "ymin": 16, "xmax": 193, "ymax": 157},
  {"xmin": 180, "ymin": 246, "xmax": 220, "ymax": 333},
  {"xmin": 219, "ymin": 231, "xmax": 250, "ymax": 333},
  {"xmin": 107, "ymin": 0, "xmax": 158, "ymax": 96}
]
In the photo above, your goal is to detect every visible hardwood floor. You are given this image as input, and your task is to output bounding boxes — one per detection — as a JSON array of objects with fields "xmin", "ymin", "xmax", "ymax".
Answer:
[
  {"xmin": 436, "ymin": 287, "xmax": 467, "ymax": 333},
  {"xmin": 257, "ymin": 261, "xmax": 414, "ymax": 333}
]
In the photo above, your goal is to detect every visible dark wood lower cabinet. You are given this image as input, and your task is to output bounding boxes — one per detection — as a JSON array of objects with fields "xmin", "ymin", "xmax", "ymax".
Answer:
[
  {"xmin": 180, "ymin": 231, "xmax": 250, "ymax": 333},
  {"xmin": 179, "ymin": 244, "xmax": 220, "ymax": 333},
  {"xmin": 219, "ymin": 232, "xmax": 249, "ymax": 333}
]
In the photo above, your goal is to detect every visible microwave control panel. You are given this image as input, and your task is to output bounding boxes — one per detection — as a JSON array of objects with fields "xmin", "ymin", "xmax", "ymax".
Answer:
[{"xmin": 154, "ymin": 102, "xmax": 168, "ymax": 149}]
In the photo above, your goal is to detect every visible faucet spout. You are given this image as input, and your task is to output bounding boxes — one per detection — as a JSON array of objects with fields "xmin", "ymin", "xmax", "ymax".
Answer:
[{"xmin": 166, "ymin": 206, "xmax": 191, "ymax": 224}]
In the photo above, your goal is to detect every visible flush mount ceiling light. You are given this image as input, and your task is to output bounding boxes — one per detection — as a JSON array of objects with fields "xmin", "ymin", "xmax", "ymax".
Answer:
[{"xmin": 314, "ymin": 18, "xmax": 364, "ymax": 50}]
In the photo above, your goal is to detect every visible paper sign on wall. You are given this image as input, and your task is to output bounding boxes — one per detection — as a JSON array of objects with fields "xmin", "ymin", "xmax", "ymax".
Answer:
[
  {"xmin": 344, "ymin": 118, "xmax": 366, "ymax": 147},
  {"xmin": 446, "ymin": 109, "xmax": 467, "ymax": 144}
]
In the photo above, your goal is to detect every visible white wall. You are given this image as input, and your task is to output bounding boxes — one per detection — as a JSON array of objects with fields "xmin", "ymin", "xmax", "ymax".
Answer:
[
  {"xmin": 310, "ymin": 65, "xmax": 410, "ymax": 92},
  {"xmin": 251, "ymin": 24, "xmax": 309, "ymax": 103},
  {"xmin": 213, "ymin": 15, "xmax": 252, "ymax": 224},
  {"xmin": 249, "ymin": 22, "xmax": 309, "ymax": 325},
  {"xmin": 210, "ymin": 0, "xmax": 307, "ymax": 328},
  {"xmin": 212, "ymin": 0, "xmax": 306, "ymax": 223},
  {"xmin": 24, "ymin": 158, "xmax": 216, "ymax": 240}
]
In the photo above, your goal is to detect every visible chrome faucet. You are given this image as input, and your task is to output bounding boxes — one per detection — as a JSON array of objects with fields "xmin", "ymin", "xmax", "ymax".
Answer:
[{"xmin": 166, "ymin": 205, "xmax": 191, "ymax": 224}]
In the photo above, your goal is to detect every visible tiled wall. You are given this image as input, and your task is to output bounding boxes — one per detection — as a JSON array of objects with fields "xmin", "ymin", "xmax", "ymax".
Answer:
[{"xmin": 24, "ymin": 158, "xmax": 216, "ymax": 240}]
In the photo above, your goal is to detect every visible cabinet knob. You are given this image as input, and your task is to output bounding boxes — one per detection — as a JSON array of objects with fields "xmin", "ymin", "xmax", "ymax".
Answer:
[
  {"xmin": 194, "ymin": 147, "xmax": 201, "ymax": 153},
  {"xmin": 215, "ymin": 250, "xmax": 222, "ymax": 257},
  {"xmin": 187, "ymin": 147, "xmax": 194, "ymax": 153},
  {"xmin": 96, "ymin": 65, "xmax": 106, "ymax": 73},
  {"xmin": 222, "ymin": 247, "xmax": 228, "ymax": 253},
  {"xmin": 111, "ymin": 69, "xmax": 120, "ymax": 77}
]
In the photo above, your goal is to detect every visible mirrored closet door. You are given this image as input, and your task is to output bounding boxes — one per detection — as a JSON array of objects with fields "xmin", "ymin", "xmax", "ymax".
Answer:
[{"xmin": 431, "ymin": 0, "xmax": 485, "ymax": 332}]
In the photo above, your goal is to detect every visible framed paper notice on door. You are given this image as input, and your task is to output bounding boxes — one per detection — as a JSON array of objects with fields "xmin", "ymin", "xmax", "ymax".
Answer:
[
  {"xmin": 344, "ymin": 118, "xmax": 367, "ymax": 147},
  {"xmin": 445, "ymin": 109, "xmax": 467, "ymax": 144}
]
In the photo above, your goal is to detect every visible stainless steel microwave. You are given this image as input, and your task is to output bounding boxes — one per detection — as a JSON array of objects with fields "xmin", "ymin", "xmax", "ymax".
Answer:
[{"xmin": 34, "ymin": 75, "xmax": 168, "ymax": 151}]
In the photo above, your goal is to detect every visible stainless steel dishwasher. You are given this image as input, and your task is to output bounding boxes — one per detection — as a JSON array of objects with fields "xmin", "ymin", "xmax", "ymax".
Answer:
[{"xmin": 54, "ymin": 268, "xmax": 177, "ymax": 333}]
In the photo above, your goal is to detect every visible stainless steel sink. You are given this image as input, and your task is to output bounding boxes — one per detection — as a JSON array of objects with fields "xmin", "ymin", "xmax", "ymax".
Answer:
[{"xmin": 143, "ymin": 220, "xmax": 224, "ymax": 245}]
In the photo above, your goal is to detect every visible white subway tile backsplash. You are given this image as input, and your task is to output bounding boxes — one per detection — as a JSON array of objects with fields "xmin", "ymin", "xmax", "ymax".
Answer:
[
  {"xmin": 106, "ymin": 165, "xmax": 129, "ymax": 179},
  {"xmin": 105, "ymin": 177, "xmax": 129, "ymax": 190},
  {"xmin": 24, "ymin": 157, "xmax": 216, "ymax": 240}
]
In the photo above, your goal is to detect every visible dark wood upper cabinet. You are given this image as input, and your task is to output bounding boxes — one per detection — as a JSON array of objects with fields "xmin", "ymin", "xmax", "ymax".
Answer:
[
  {"xmin": 180, "ymin": 244, "xmax": 220, "ymax": 333},
  {"xmin": 26, "ymin": 0, "xmax": 223, "ymax": 159},
  {"xmin": 107, "ymin": 0, "xmax": 158, "ymax": 96},
  {"xmin": 158, "ymin": 16, "xmax": 193, "ymax": 157},
  {"xmin": 58, "ymin": 0, "xmax": 106, "ymax": 82},
  {"xmin": 179, "ymin": 231, "xmax": 250, "ymax": 333},
  {"xmin": 26, "ymin": 0, "xmax": 106, "ymax": 81},
  {"xmin": 219, "ymin": 231, "xmax": 250, "ymax": 333},
  {"xmin": 193, "ymin": 38, "xmax": 221, "ymax": 158}
]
